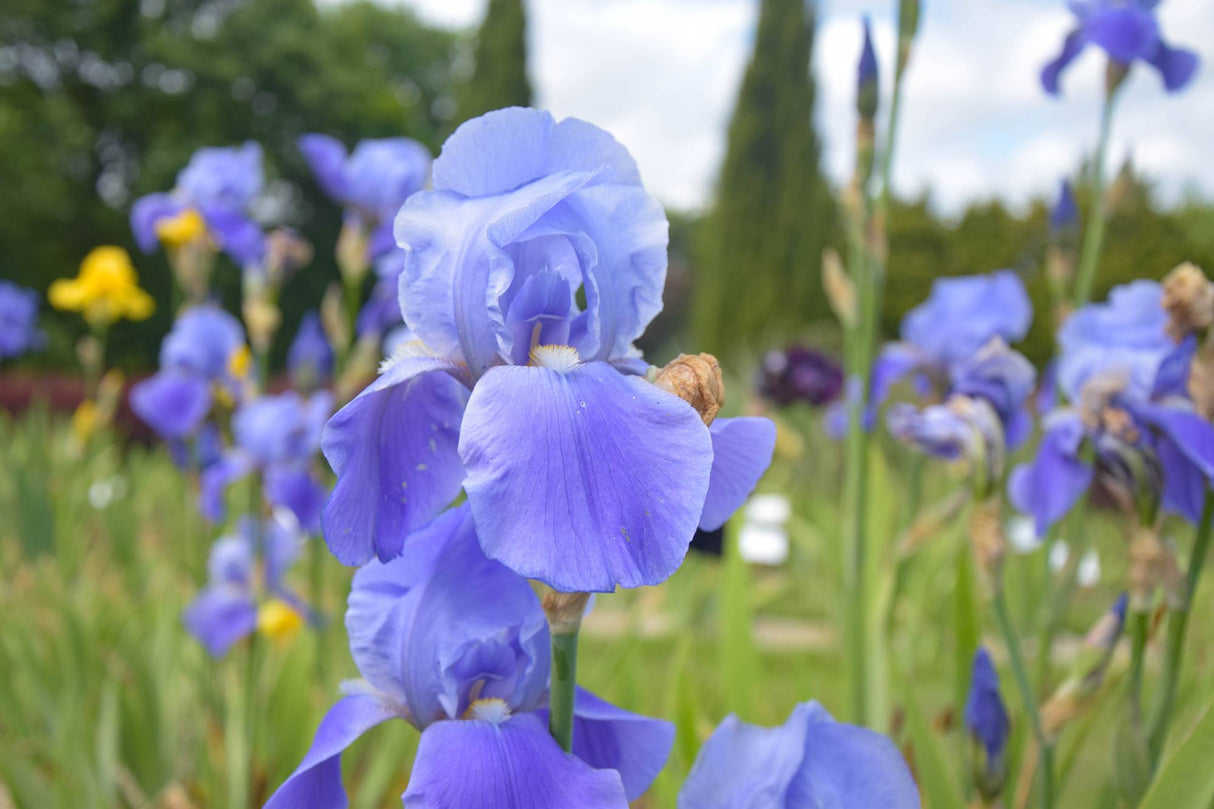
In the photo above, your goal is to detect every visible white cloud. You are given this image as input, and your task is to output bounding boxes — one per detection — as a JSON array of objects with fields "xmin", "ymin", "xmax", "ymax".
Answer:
[{"xmin": 391, "ymin": 0, "xmax": 1214, "ymax": 214}]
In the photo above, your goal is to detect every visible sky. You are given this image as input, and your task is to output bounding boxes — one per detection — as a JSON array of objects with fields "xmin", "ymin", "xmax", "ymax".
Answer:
[{"xmin": 380, "ymin": 0, "xmax": 1214, "ymax": 215}]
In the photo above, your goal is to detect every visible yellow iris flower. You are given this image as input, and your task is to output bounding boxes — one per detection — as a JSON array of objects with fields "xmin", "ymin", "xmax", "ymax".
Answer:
[
  {"xmin": 256, "ymin": 600, "xmax": 305, "ymax": 645},
  {"xmin": 49, "ymin": 247, "xmax": 155, "ymax": 326}
]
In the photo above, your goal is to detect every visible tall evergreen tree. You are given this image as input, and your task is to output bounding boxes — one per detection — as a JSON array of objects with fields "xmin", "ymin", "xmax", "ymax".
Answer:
[
  {"xmin": 454, "ymin": 0, "xmax": 532, "ymax": 124},
  {"xmin": 692, "ymin": 0, "xmax": 833, "ymax": 358}
]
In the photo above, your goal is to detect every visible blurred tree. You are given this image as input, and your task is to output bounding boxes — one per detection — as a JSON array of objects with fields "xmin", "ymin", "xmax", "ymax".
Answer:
[
  {"xmin": 0, "ymin": 0, "xmax": 455, "ymax": 369},
  {"xmin": 453, "ymin": 0, "xmax": 531, "ymax": 126},
  {"xmin": 691, "ymin": 0, "xmax": 834, "ymax": 361}
]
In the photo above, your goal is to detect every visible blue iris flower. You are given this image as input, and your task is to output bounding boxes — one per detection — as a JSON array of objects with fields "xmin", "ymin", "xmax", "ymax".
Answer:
[
  {"xmin": 287, "ymin": 311, "xmax": 334, "ymax": 393},
  {"xmin": 201, "ymin": 390, "xmax": 333, "ymax": 532},
  {"xmin": 264, "ymin": 504, "xmax": 673, "ymax": 809},
  {"xmin": 130, "ymin": 305, "xmax": 249, "ymax": 440},
  {"xmin": 0, "ymin": 281, "xmax": 43, "ymax": 359},
  {"xmin": 131, "ymin": 143, "xmax": 266, "ymax": 266},
  {"xmin": 1042, "ymin": 0, "xmax": 1199, "ymax": 96},
  {"xmin": 1010, "ymin": 281, "xmax": 1214, "ymax": 536},
  {"xmin": 184, "ymin": 513, "xmax": 305, "ymax": 657},
  {"xmin": 321, "ymin": 108, "xmax": 776, "ymax": 593},
  {"xmin": 677, "ymin": 700, "xmax": 920, "ymax": 808},
  {"xmin": 356, "ymin": 250, "xmax": 408, "ymax": 337},
  {"xmin": 299, "ymin": 134, "xmax": 431, "ymax": 261},
  {"xmin": 964, "ymin": 648, "xmax": 1010, "ymax": 796},
  {"xmin": 1050, "ymin": 179, "xmax": 1080, "ymax": 235}
]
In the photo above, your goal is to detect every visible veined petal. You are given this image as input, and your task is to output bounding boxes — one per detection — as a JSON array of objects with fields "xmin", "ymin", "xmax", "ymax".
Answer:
[
  {"xmin": 402, "ymin": 712, "xmax": 629, "ymax": 809},
  {"xmin": 459, "ymin": 361, "xmax": 713, "ymax": 592},
  {"xmin": 534, "ymin": 688, "xmax": 673, "ymax": 801},
  {"xmin": 1008, "ymin": 411, "xmax": 1094, "ymax": 537},
  {"xmin": 320, "ymin": 356, "xmax": 469, "ymax": 566},
  {"xmin": 129, "ymin": 371, "xmax": 212, "ymax": 439},
  {"xmin": 264, "ymin": 694, "xmax": 400, "ymax": 809},
  {"xmin": 698, "ymin": 417, "xmax": 777, "ymax": 531},
  {"xmin": 183, "ymin": 585, "xmax": 256, "ymax": 658}
]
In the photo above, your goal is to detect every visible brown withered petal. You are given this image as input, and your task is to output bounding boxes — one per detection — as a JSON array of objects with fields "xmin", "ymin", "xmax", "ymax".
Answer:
[
  {"xmin": 654, "ymin": 353, "xmax": 725, "ymax": 426},
  {"xmin": 1161, "ymin": 262, "xmax": 1214, "ymax": 341}
]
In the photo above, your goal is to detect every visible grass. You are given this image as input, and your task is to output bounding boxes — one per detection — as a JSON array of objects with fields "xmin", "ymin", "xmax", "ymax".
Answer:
[{"xmin": 2, "ymin": 404, "xmax": 1212, "ymax": 807}]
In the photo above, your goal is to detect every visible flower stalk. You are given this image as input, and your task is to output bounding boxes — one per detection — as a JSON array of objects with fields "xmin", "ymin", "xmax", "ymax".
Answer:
[
  {"xmin": 541, "ymin": 589, "xmax": 589, "ymax": 752},
  {"xmin": 1071, "ymin": 85, "xmax": 1121, "ymax": 308}
]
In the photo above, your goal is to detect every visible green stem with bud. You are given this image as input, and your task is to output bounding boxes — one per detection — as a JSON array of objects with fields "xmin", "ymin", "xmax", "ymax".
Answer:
[
  {"xmin": 993, "ymin": 583, "xmax": 1054, "ymax": 809},
  {"xmin": 1148, "ymin": 489, "xmax": 1214, "ymax": 763},
  {"xmin": 1072, "ymin": 89, "xmax": 1120, "ymax": 308}
]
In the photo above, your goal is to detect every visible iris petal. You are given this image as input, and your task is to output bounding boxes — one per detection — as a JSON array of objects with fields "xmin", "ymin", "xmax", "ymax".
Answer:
[
  {"xmin": 402, "ymin": 712, "xmax": 629, "ymax": 809},
  {"xmin": 182, "ymin": 585, "xmax": 257, "ymax": 658},
  {"xmin": 298, "ymin": 133, "xmax": 351, "ymax": 202},
  {"xmin": 130, "ymin": 192, "xmax": 185, "ymax": 253},
  {"xmin": 129, "ymin": 370, "xmax": 212, "ymax": 439},
  {"xmin": 459, "ymin": 360, "xmax": 712, "ymax": 592},
  {"xmin": 320, "ymin": 355, "xmax": 469, "ymax": 566},
  {"xmin": 263, "ymin": 694, "xmax": 400, "ymax": 809},
  {"xmin": 1149, "ymin": 37, "xmax": 1200, "ymax": 92},
  {"xmin": 1041, "ymin": 29, "xmax": 1089, "ymax": 96},
  {"xmin": 265, "ymin": 465, "xmax": 326, "ymax": 534},
  {"xmin": 698, "ymin": 417, "xmax": 777, "ymax": 531},
  {"xmin": 1085, "ymin": 6, "xmax": 1159, "ymax": 63},
  {"xmin": 1008, "ymin": 411, "xmax": 1094, "ymax": 537}
]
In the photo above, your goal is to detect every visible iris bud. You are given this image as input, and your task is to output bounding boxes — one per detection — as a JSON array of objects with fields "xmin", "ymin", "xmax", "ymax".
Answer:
[
  {"xmin": 654, "ymin": 352, "xmax": 725, "ymax": 426},
  {"xmin": 964, "ymin": 648, "xmax": 1009, "ymax": 804}
]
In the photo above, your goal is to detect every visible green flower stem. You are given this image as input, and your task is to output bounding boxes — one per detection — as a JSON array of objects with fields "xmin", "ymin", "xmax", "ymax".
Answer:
[
  {"xmin": 993, "ymin": 584, "xmax": 1053, "ymax": 809},
  {"xmin": 548, "ymin": 630, "xmax": 580, "ymax": 752},
  {"xmin": 1148, "ymin": 489, "xmax": 1214, "ymax": 762},
  {"xmin": 1072, "ymin": 92, "xmax": 1119, "ymax": 308}
]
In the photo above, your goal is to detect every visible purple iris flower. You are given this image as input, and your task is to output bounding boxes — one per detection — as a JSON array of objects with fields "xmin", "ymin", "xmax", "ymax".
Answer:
[
  {"xmin": 356, "ymin": 250, "xmax": 407, "ymax": 337},
  {"xmin": 1042, "ymin": 0, "xmax": 1199, "ymax": 96},
  {"xmin": 201, "ymin": 391, "xmax": 333, "ymax": 532},
  {"xmin": 678, "ymin": 700, "xmax": 919, "ymax": 808},
  {"xmin": 130, "ymin": 142, "xmax": 266, "ymax": 266},
  {"xmin": 264, "ymin": 504, "xmax": 673, "ymax": 809},
  {"xmin": 131, "ymin": 305, "xmax": 249, "ymax": 439},
  {"xmin": 299, "ymin": 134, "xmax": 431, "ymax": 262},
  {"xmin": 287, "ymin": 311, "xmax": 334, "ymax": 392},
  {"xmin": 184, "ymin": 513, "xmax": 304, "ymax": 657},
  {"xmin": 321, "ymin": 108, "xmax": 776, "ymax": 592},
  {"xmin": 758, "ymin": 345, "xmax": 844, "ymax": 407},
  {"xmin": 964, "ymin": 648, "xmax": 1010, "ymax": 797},
  {"xmin": 1010, "ymin": 281, "xmax": 1214, "ymax": 536},
  {"xmin": 0, "ymin": 281, "xmax": 43, "ymax": 359}
]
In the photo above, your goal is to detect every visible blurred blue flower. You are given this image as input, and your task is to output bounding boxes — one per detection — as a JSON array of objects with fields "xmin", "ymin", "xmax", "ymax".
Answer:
[
  {"xmin": 321, "ymin": 108, "xmax": 776, "ymax": 592},
  {"xmin": 356, "ymin": 250, "xmax": 407, "ymax": 337},
  {"xmin": 201, "ymin": 391, "xmax": 333, "ymax": 532},
  {"xmin": 130, "ymin": 143, "xmax": 266, "ymax": 265},
  {"xmin": 299, "ymin": 134, "xmax": 431, "ymax": 261},
  {"xmin": 1042, "ymin": 0, "xmax": 1199, "ymax": 96},
  {"xmin": 183, "ymin": 513, "xmax": 305, "ymax": 657},
  {"xmin": 0, "ymin": 281, "xmax": 43, "ymax": 359},
  {"xmin": 1010, "ymin": 281, "xmax": 1214, "ymax": 535},
  {"xmin": 287, "ymin": 311, "xmax": 334, "ymax": 392},
  {"xmin": 857, "ymin": 16, "xmax": 880, "ymax": 118},
  {"xmin": 949, "ymin": 338, "xmax": 1038, "ymax": 448},
  {"xmin": 677, "ymin": 700, "xmax": 919, "ymax": 808},
  {"xmin": 264, "ymin": 504, "xmax": 673, "ymax": 809},
  {"xmin": 1050, "ymin": 179, "xmax": 1080, "ymax": 234},
  {"xmin": 130, "ymin": 305, "xmax": 249, "ymax": 439},
  {"xmin": 964, "ymin": 648, "xmax": 1010, "ymax": 799}
]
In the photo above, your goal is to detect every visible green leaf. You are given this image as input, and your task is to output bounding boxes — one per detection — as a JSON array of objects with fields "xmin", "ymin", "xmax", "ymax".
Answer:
[
  {"xmin": 904, "ymin": 694, "xmax": 967, "ymax": 809},
  {"xmin": 1139, "ymin": 695, "xmax": 1214, "ymax": 809}
]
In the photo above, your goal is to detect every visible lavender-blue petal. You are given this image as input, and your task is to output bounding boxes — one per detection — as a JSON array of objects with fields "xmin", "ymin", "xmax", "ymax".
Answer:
[
  {"xmin": 320, "ymin": 356, "xmax": 468, "ymax": 565},
  {"xmin": 1042, "ymin": 29, "xmax": 1089, "ymax": 95},
  {"xmin": 534, "ymin": 687, "xmax": 674, "ymax": 801},
  {"xmin": 1158, "ymin": 433, "xmax": 1206, "ymax": 523},
  {"xmin": 1149, "ymin": 37, "xmax": 1200, "ymax": 92},
  {"xmin": 1008, "ymin": 411, "xmax": 1094, "ymax": 537},
  {"xmin": 901, "ymin": 271, "xmax": 1032, "ymax": 371},
  {"xmin": 130, "ymin": 371, "xmax": 213, "ymax": 438},
  {"xmin": 345, "ymin": 504, "xmax": 550, "ymax": 726},
  {"xmin": 161, "ymin": 305, "xmax": 246, "ymax": 379},
  {"xmin": 871, "ymin": 343, "xmax": 926, "ymax": 408},
  {"xmin": 459, "ymin": 361, "xmax": 712, "ymax": 592},
  {"xmin": 964, "ymin": 648, "xmax": 1010, "ymax": 762},
  {"xmin": 201, "ymin": 203, "xmax": 265, "ymax": 266},
  {"xmin": 264, "ymin": 694, "xmax": 400, "ymax": 809},
  {"xmin": 887, "ymin": 402, "xmax": 971, "ymax": 460},
  {"xmin": 130, "ymin": 192, "xmax": 185, "ymax": 253},
  {"xmin": 1136, "ymin": 402, "xmax": 1214, "ymax": 479},
  {"xmin": 183, "ymin": 585, "xmax": 257, "ymax": 658},
  {"xmin": 402, "ymin": 712, "xmax": 629, "ymax": 809},
  {"xmin": 177, "ymin": 142, "xmax": 263, "ymax": 210},
  {"xmin": 265, "ymin": 465, "xmax": 326, "ymax": 533},
  {"xmin": 198, "ymin": 452, "xmax": 254, "ymax": 523},
  {"xmin": 298, "ymin": 133, "xmax": 350, "ymax": 202},
  {"xmin": 698, "ymin": 417, "xmax": 777, "ymax": 531},
  {"xmin": 1085, "ymin": 6, "xmax": 1159, "ymax": 62}
]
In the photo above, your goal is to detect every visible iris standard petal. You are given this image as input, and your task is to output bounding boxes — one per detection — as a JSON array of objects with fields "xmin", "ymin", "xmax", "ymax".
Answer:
[
  {"xmin": 395, "ymin": 170, "xmax": 603, "ymax": 376},
  {"xmin": 1085, "ymin": 6, "xmax": 1159, "ymax": 63},
  {"xmin": 432, "ymin": 107, "xmax": 639, "ymax": 198},
  {"xmin": 870, "ymin": 343, "xmax": 926, "ymax": 407},
  {"xmin": 1151, "ymin": 335, "xmax": 1196, "ymax": 400},
  {"xmin": 1149, "ymin": 38, "xmax": 1200, "ymax": 92},
  {"xmin": 534, "ymin": 687, "xmax": 674, "ymax": 801},
  {"xmin": 183, "ymin": 586, "xmax": 257, "ymax": 658},
  {"xmin": 130, "ymin": 192, "xmax": 186, "ymax": 253},
  {"xmin": 698, "ymin": 417, "xmax": 777, "ymax": 531},
  {"xmin": 345, "ymin": 504, "xmax": 550, "ymax": 725},
  {"xmin": 130, "ymin": 371, "xmax": 213, "ymax": 439},
  {"xmin": 298, "ymin": 134, "xmax": 350, "ymax": 202},
  {"xmin": 900, "ymin": 271, "xmax": 1032, "ymax": 371},
  {"xmin": 402, "ymin": 712, "xmax": 629, "ymax": 809},
  {"xmin": 263, "ymin": 694, "xmax": 400, "ymax": 809},
  {"xmin": 459, "ymin": 360, "xmax": 713, "ymax": 592},
  {"xmin": 678, "ymin": 708, "xmax": 813, "ymax": 808},
  {"xmin": 1042, "ymin": 29, "xmax": 1090, "ymax": 95},
  {"xmin": 200, "ymin": 203, "xmax": 265, "ymax": 266},
  {"xmin": 320, "ymin": 355, "xmax": 469, "ymax": 565},
  {"xmin": 1008, "ymin": 411, "xmax": 1094, "ymax": 537}
]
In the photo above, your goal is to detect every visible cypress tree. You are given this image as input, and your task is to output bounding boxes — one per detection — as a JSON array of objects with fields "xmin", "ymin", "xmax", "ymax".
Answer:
[
  {"xmin": 454, "ymin": 0, "xmax": 533, "ymax": 124},
  {"xmin": 693, "ymin": 0, "xmax": 833, "ymax": 357}
]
